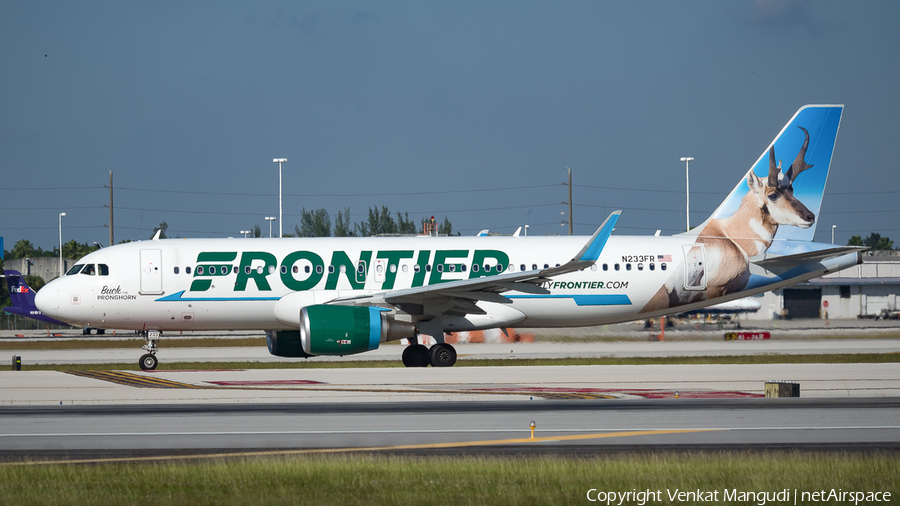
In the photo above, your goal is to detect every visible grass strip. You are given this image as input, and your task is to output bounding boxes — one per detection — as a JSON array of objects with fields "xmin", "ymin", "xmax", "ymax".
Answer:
[
  {"xmin": 1, "ymin": 453, "xmax": 897, "ymax": 505},
  {"xmin": 1, "ymin": 353, "xmax": 898, "ymax": 372},
  {"xmin": 0, "ymin": 337, "xmax": 266, "ymax": 350}
]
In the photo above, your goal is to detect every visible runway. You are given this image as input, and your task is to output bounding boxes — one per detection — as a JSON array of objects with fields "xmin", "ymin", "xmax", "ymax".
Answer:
[
  {"xmin": 1, "ymin": 399, "xmax": 898, "ymax": 461},
  {"xmin": 6, "ymin": 338, "xmax": 900, "ymax": 365}
]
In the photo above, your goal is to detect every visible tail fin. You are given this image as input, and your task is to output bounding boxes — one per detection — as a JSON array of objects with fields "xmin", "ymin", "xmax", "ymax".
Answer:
[
  {"xmin": 693, "ymin": 104, "xmax": 843, "ymax": 242},
  {"xmin": 2, "ymin": 270, "xmax": 70, "ymax": 326}
]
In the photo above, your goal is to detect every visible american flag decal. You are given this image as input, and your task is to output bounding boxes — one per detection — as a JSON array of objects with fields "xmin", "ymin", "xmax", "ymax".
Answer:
[{"xmin": 658, "ymin": 254, "xmax": 672, "ymax": 262}]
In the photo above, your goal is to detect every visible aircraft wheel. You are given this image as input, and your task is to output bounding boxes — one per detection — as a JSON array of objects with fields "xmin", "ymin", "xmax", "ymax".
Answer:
[
  {"xmin": 97, "ymin": 329, "xmax": 106, "ymax": 335},
  {"xmin": 139, "ymin": 354, "xmax": 158, "ymax": 371},
  {"xmin": 403, "ymin": 344, "xmax": 430, "ymax": 368},
  {"xmin": 429, "ymin": 343, "xmax": 457, "ymax": 368},
  {"xmin": 83, "ymin": 327, "xmax": 92, "ymax": 335}
]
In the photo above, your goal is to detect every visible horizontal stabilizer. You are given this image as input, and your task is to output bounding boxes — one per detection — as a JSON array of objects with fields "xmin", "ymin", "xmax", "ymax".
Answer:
[{"xmin": 751, "ymin": 246, "xmax": 865, "ymax": 269}]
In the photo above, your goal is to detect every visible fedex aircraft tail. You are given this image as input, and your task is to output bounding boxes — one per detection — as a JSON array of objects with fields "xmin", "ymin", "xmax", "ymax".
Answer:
[
  {"xmin": 3, "ymin": 270, "xmax": 71, "ymax": 326},
  {"xmin": 690, "ymin": 104, "xmax": 843, "ymax": 243}
]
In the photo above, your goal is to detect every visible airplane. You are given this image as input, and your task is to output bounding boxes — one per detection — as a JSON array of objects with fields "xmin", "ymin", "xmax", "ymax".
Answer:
[
  {"xmin": 35, "ymin": 105, "xmax": 864, "ymax": 370},
  {"xmin": 3, "ymin": 270, "xmax": 72, "ymax": 327}
]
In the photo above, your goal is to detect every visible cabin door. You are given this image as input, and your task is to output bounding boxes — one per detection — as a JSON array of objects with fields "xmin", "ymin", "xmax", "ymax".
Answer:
[
  {"xmin": 681, "ymin": 244, "xmax": 707, "ymax": 291},
  {"xmin": 140, "ymin": 249, "xmax": 164, "ymax": 294}
]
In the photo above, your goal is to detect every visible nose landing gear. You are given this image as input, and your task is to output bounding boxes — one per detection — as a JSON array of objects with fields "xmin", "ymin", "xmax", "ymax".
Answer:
[{"xmin": 139, "ymin": 330, "xmax": 161, "ymax": 370}]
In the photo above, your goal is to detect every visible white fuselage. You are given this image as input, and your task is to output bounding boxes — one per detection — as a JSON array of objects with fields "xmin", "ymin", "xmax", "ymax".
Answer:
[{"xmin": 35, "ymin": 234, "xmax": 854, "ymax": 333}]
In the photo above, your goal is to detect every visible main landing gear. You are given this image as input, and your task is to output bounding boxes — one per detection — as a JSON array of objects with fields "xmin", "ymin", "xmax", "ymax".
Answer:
[
  {"xmin": 401, "ymin": 341, "xmax": 457, "ymax": 368},
  {"xmin": 138, "ymin": 330, "xmax": 161, "ymax": 370}
]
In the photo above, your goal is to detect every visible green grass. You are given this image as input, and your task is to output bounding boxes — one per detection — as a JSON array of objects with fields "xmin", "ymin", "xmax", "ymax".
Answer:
[
  {"xmin": 1, "ymin": 353, "xmax": 898, "ymax": 372},
  {"xmin": 0, "ymin": 337, "xmax": 266, "ymax": 351},
  {"xmin": 0, "ymin": 453, "xmax": 896, "ymax": 505}
]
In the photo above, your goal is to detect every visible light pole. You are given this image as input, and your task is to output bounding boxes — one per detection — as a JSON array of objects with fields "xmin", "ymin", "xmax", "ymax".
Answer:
[
  {"xmin": 240, "ymin": 230, "xmax": 251, "ymax": 238},
  {"xmin": 273, "ymin": 158, "xmax": 287, "ymax": 238},
  {"xmin": 524, "ymin": 225, "xmax": 530, "ymax": 237},
  {"xmin": 265, "ymin": 217, "xmax": 276, "ymax": 238},
  {"xmin": 832, "ymin": 225, "xmax": 836, "ymax": 245},
  {"xmin": 680, "ymin": 157, "xmax": 694, "ymax": 232},
  {"xmin": 58, "ymin": 212, "xmax": 66, "ymax": 278}
]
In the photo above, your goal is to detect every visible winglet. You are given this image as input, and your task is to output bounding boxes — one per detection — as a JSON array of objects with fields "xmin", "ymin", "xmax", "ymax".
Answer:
[{"xmin": 576, "ymin": 211, "xmax": 621, "ymax": 263}]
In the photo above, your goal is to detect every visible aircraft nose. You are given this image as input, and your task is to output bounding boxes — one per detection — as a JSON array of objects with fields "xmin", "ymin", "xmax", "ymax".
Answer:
[{"xmin": 34, "ymin": 285, "xmax": 57, "ymax": 317}]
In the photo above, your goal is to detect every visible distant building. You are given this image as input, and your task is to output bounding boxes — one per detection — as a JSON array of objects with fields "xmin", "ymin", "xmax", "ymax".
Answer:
[
  {"xmin": 2, "ymin": 257, "xmax": 78, "ymax": 283},
  {"xmin": 747, "ymin": 250, "xmax": 900, "ymax": 320}
]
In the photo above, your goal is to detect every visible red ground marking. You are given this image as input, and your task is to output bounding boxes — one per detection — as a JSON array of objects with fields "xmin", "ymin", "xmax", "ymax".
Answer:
[
  {"xmin": 143, "ymin": 369, "xmax": 243, "ymax": 373},
  {"xmin": 205, "ymin": 380, "xmax": 327, "ymax": 386},
  {"xmin": 468, "ymin": 387, "xmax": 763, "ymax": 399}
]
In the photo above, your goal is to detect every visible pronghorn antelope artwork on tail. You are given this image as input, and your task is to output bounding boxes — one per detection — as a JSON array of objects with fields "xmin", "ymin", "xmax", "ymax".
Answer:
[{"xmin": 641, "ymin": 106, "xmax": 844, "ymax": 313}]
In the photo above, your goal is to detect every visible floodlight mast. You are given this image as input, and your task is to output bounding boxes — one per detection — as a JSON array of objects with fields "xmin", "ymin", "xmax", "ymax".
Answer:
[
  {"xmin": 58, "ymin": 212, "xmax": 66, "ymax": 278},
  {"xmin": 273, "ymin": 158, "xmax": 287, "ymax": 238},
  {"xmin": 680, "ymin": 157, "xmax": 694, "ymax": 231}
]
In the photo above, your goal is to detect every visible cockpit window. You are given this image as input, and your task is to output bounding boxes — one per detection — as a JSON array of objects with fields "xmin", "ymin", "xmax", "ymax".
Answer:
[
  {"xmin": 99, "ymin": 264, "xmax": 109, "ymax": 276},
  {"xmin": 67, "ymin": 264, "xmax": 84, "ymax": 275},
  {"xmin": 81, "ymin": 264, "xmax": 96, "ymax": 276}
]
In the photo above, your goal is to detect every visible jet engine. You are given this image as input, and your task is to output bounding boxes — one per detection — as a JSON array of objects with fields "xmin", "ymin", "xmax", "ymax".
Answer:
[{"xmin": 267, "ymin": 305, "xmax": 416, "ymax": 358}]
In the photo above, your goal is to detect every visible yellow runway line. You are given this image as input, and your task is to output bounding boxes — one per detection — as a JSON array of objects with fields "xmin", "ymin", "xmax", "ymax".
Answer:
[{"xmin": 4, "ymin": 428, "xmax": 719, "ymax": 466}]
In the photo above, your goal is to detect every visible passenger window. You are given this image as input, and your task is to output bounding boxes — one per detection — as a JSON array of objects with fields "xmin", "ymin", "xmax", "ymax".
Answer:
[
  {"xmin": 460, "ymin": 264, "xmax": 466, "ymax": 272},
  {"xmin": 186, "ymin": 266, "xmax": 191, "ymax": 274},
  {"xmin": 414, "ymin": 265, "xmax": 421, "ymax": 273},
  {"xmin": 449, "ymin": 264, "xmax": 455, "ymax": 272},
  {"xmin": 483, "ymin": 264, "xmax": 490, "ymax": 272},
  {"xmin": 356, "ymin": 264, "xmax": 364, "ymax": 274},
  {"xmin": 376, "ymin": 265, "xmax": 384, "ymax": 274},
  {"xmin": 520, "ymin": 264, "xmax": 525, "ymax": 271},
  {"xmin": 497, "ymin": 265, "xmax": 505, "ymax": 273},
  {"xmin": 591, "ymin": 265, "xmax": 597, "ymax": 271},
  {"xmin": 532, "ymin": 264, "xmax": 538, "ymax": 270},
  {"xmin": 304, "ymin": 265, "xmax": 310, "ymax": 274},
  {"xmin": 401, "ymin": 265, "xmax": 408, "ymax": 273},
  {"xmin": 637, "ymin": 263, "xmax": 643, "ymax": 271},
  {"xmin": 626, "ymin": 264, "xmax": 631, "ymax": 271},
  {"xmin": 316, "ymin": 265, "xmax": 323, "ymax": 274},
  {"xmin": 281, "ymin": 265, "xmax": 287, "ymax": 274},
  {"xmin": 603, "ymin": 264, "xmax": 608, "ymax": 271},
  {"xmin": 339, "ymin": 265, "xmax": 346, "ymax": 274},
  {"xmin": 244, "ymin": 266, "xmax": 251, "ymax": 274},
  {"xmin": 426, "ymin": 265, "xmax": 431, "ymax": 272},
  {"xmin": 174, "ymin": 267, "xmax": 180, "ymax": 275},
  {"xmin": 472, "ymin": 264, "xmax": 479, "ymax": 272},
  {"xmin": 614, "ymin": 264, "xmax": 620, "ymax": 271},
  {"xmin": 223, "ymin": 266, "xmax": 230, "ymax": 275},
  {"xmin": 293, "ymin": 266, "xmax": 299, "ymax": 274},
  {"xmin": 233, "ymin": 266, "xmax": 238, "ymax": 274},
  {"xmin": 199, "ymin": 266, "xmax": 206, "ymax": 275},
  {"xmin": 544, "ymin": 264, "xmax": 549, "ymax": 269},
  {"xmin": 256, "ymin": 266, "xmax": 264, "ymax": 274},
  {"xmin": 268, "ymin": 265, "xmax": 275, "ymax": 274},
  {"xmin": 649, "ymin": 263, "xmax": 655, "ymax": 271},
  {"xmin": 328, "ymin": 266, "xmax": 335, "ymax": 274},
  {"xmin": 81, "ymin": 264, "xmax": 96, "ymax": 276},
  {"xmin": 390, "ymin": 264, "xmax": 397, "ymax": 273},
  {"xmin": 99, "ymin": 264, "xmax": 109, "ymax": 276},
  {"xmin": 437, "ymin": 264, "xmax": 443, "ymax": 273},
  {"xmin": 661, "ymin": 263, "xmax": 667, "ymax": 271}
]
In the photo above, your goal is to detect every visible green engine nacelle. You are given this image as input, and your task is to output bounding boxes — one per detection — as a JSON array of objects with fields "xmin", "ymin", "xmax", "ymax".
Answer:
[
  {"xmin": 266, "ymin": 330, "xmax": 314, "ymax": 358},
  {"xmin": 299, "ymin": 305, "xmax": 416, "ymax": 356}
]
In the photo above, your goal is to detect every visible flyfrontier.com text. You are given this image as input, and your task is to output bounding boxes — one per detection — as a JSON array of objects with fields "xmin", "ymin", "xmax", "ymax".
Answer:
[{"xmin": 585, "ymin": 488, "xmax": 892, "ymax": 505}]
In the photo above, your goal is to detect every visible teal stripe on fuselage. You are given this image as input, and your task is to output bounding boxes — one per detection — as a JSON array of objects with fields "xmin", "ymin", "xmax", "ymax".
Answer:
[
  {"xmin": 507, "ymin": 294, "xmax": 631, "ymax": 306},
  {"xmin": 155, "ymin": 291, "xmax": 280, "ymax": 302}
]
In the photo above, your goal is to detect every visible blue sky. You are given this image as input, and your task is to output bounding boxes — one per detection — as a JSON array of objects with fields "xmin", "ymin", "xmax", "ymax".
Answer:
[{"xmin": 2, "ymin": 1, "xmax": 898, "ymax": 251}]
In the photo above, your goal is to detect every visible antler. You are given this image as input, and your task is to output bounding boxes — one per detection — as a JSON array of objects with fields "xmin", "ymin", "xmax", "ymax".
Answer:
[
  {"xmin": 781, "ymin": 126, "xmax": 814, "ymax": 188},
  {"xmin": 768, "ymin": 147, "xmax": 780, "ymax": 187}
]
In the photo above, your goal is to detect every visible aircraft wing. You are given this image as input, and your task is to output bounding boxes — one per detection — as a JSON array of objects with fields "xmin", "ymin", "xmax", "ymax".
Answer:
[
  {"xmin": 328, "ymin": 211, "xmax": 621, "ymax": 317},
  {"xmin": 751, "ymin": 246, "xmax": 866, "ymax": 269}
]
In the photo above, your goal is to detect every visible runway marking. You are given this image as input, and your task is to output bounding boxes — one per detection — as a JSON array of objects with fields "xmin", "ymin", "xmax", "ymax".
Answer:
[
  {"xmin": 1, "ymin": 428, "xmax": 719, "ymax": 466},
  {"xmin": 3, "ymin": 425, "xmax": 898, "ymax": 439},
  {"xmin": 64, "ymin": 371, "xmax": 205, "ymax": 389}
]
